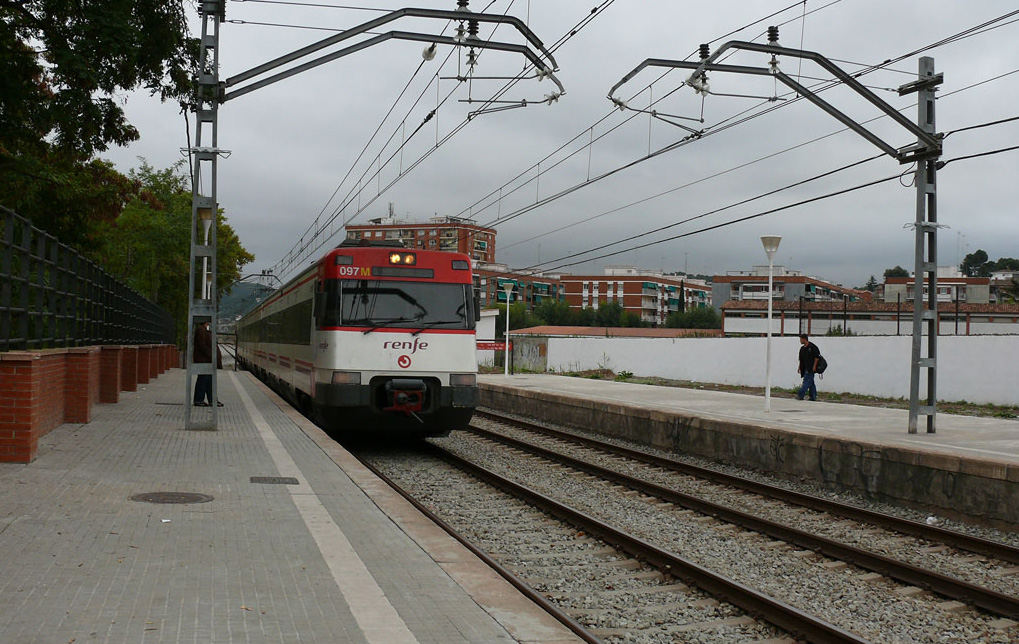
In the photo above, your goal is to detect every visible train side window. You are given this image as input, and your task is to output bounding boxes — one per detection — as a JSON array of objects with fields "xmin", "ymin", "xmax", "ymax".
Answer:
[{"xmin": 314, "ymin": 290, "xmax": 326, "ymax": 325}]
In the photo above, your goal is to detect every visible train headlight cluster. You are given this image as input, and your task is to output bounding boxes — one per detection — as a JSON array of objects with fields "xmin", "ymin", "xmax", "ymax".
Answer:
[
  {"xmin": 388, "ymin": 252, "xmax": 416, "ymax": 266},
  {"xmin": 331, "ymin": 371, "xmax": 361, "ymax": 385}
]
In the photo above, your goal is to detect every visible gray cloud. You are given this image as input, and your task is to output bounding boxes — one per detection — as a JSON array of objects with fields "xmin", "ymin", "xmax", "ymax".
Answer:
[{"xmin": 103, "ymin": 0, "xmax": 1019, "ymax": 289}]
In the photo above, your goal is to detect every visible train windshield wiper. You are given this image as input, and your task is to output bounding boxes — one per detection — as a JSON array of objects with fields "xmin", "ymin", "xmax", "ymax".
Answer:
[
  {"xmin": 362, "ymin": 316, "xmax": 421, "ymax": 335},
  {"xmin": 411, "ymin": 320, "xmax": 464, "ymax": 336}
]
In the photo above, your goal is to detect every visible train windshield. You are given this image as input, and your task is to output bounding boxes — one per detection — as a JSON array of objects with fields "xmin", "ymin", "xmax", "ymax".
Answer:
[{"xmin": 318, "ymin": 279, "xmax": 475, "ymax": 331}]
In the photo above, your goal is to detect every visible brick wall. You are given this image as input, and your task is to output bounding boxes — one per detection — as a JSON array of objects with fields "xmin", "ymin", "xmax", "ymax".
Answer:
[
  {"xmin": 65, "ymin": 348, "xmax": 100, "ymax": 423},
  {"xmin": 100, "ymin": 346, "xmax": 123, "ymax": 403},
  {"xmin": 136, "ymin": 346, "xmax": 150, "ymax": 385},
  {"xmin": 0, "ymin": 344, "xmax": 176, "ymax": 463},
  {"xmin": 120, "ymin": 347, "xmax": 138, "ymax": 392}
]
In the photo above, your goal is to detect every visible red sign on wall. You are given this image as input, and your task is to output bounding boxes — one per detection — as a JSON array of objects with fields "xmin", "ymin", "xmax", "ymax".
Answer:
[{"xmin": 476, "ymin": 341, "xmax": 512, "ymax": 351}]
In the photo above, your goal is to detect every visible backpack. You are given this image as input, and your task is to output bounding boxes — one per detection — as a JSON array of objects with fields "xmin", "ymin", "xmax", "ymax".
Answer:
[{"xmin": 815, "ymin": 355, "xmax": 828, "ymax": 377}]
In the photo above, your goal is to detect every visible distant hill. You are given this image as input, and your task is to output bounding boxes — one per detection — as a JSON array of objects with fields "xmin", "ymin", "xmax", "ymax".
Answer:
[{"xmin": 219, "ymin": 282, "xmax": 276, "ymax": 323}]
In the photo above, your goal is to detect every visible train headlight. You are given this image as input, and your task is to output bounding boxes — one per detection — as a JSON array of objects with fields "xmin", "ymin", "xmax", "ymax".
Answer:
[
  {"xmin": 331, "ymin": 371, "xmax": 361, "ymax": 385},
  {"xmin": 449, "ymin": 373, "xmax": 476, "ymax": 386},
  {"xmin": 388, "ymin": 252, "xmax": 416, "ymax": 266}
]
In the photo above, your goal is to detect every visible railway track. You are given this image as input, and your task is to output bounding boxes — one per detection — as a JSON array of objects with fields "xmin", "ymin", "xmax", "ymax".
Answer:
[
  {"xmin": 356, "ymin": 412, "xmax": 1019, "ymax": 644},
  {"xmin": 469, "ymin": 409, "xmax": 1019, "ymax": 612}
]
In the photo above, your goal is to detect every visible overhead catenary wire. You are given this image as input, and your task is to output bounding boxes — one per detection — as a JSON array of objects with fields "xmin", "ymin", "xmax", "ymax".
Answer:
[
  {"xmin": 502, "ymin": 81, "xmax": 1019, "ymax": 256},
  {"xmin": 470, "ymin": 10, "xmax": 1019, "ymax": 271},
  {"xmin": 522, "ymin": 141, "xmax": 1017, "ymax": 275},
  {"xmin": 512, "ymin": 107, "xmax": 1019, "ymax": 275},
  {"xmin": 265, "ymin": 0, "xmax": 616, "ymax": 278},
  {"xmin": 243, "ymin": 2, "xmax": 1017, "ymax": 280},
  {"xmin": 266, "ymin": 0, "xmax": 825, "ymax": 275},
  {"xmin": 535, "ymin": 174, "xmax": 904, "ymax": 273},
  {"xmin": 522, "ymin": 153, "xmax": 886, "ymax": 271}
]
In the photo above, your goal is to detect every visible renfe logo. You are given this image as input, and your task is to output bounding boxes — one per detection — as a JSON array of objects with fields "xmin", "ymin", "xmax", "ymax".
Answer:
[{"xmin": 383, "ymin": 338, "xmax": 429, "ymax": 354}]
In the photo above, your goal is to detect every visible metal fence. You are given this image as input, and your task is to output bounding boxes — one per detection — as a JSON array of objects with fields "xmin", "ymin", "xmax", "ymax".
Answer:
[{"xmin": 1, "ymin": 205, "xmax": 175, "ymax": 351}]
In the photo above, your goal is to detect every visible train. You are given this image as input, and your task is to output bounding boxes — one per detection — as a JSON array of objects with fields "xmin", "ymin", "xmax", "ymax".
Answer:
[{"xmin": 236, "ymin": 241, "xmax": 479, "ymax": 437}]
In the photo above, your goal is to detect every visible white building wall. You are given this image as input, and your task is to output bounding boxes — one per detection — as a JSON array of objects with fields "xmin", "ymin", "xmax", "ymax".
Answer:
[
  {"xmin": 475, "ymin": 309, "xmax": 499, "ymax": 367},
  {"xmin": 541, "ymin": 335, "xmax": 1019, "ymax": 405},
  {"xmin": 723, "ymin": 315, "xmax": 1018, "ymax": 336}
]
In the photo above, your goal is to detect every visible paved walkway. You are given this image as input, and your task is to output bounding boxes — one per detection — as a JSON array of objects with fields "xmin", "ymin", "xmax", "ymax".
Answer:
[
  {"xmin": 481, "ymin": 374, "xmax": 1019, "ymax": 465},
  {"xmin": 0, "ymin": 369, "xmax": 581, "ymax": 644}
]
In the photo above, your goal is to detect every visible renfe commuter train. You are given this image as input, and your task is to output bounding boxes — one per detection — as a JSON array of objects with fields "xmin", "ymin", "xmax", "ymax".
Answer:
[{"xmin": 236, "ymin": 241, "xmax": 479, "ymax": 437}]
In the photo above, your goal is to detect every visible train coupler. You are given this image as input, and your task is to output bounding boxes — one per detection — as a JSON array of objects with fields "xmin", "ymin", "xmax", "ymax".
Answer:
[{"xmin": 383, "ymin": 379, "xmax": 427, "ymax": 422}]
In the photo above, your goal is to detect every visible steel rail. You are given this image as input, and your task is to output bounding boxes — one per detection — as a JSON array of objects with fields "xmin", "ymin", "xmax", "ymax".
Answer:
[
  {"xmin": 424, "ymin": 443, "xmax": 875, "ymax": 644},
  {"xmin": 353, "ymin": 452, "xmax": 605, "ymax": 644},
  {"xmin": 468, "ymin": 417, "xmax": 1019, "ymax": 620},
  {"xmin": 475, "ymin": 409, "xmax": 1019, "ymax": 564}
]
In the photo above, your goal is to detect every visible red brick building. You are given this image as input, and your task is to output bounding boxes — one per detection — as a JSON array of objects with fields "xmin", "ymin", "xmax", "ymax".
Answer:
[
  {"xmin": 344, "ymin": 216, "xmax": 496, "ymax": 264},
  {"xmin": 559, "ymin": 267, "xmax": 711, "ymax": 326}
]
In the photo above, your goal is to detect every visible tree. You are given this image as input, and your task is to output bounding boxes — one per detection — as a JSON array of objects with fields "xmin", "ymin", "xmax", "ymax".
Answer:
[
  {"xmin": 991, "ymin": 257, "xmax": 1019, "ymax": 272},
  {"xmin": 92, "ymin": 162, "xmax": 254, "ymax": 344},
  {"xmin": 0, "ymin": 153, "xmax": 136, "ymax": 252},
  {"xmin": 534, "ymin": 299, "xmax": 574, "ymax": 326},
  {"xmin": 594, "ymin": 301, "xmax": 625, "ymax": 327},
  {"xmin": 1000, "ymin": 278, "xmax": 1019, "ymax": 303},
  {"xmin": 665, "ymin": 306, "xmax": 721, "ymax": 329},
  {"xmin": 1, "ymin": 1, "xmax": 197, "ymax": 243},
  {"xmin": 883, "ymin": 266, "xmax": 910, "ymax": 279},
  {"xmin": 862, "ymin": 275, "xmax": 879, "ymax": 292},
  {"xmin": 960, "ymin": 249, "xmax": 990, "ymax": 277}
]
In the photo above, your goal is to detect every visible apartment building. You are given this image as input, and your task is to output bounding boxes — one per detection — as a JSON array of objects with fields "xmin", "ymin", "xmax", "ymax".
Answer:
[
  {"xmin": 712, "ymin": 265, "xmax": 864, "ymax": 312},
  {"xmin": 345, "ymin": 215, "xmax": 496, "ymax": 264},
  {"xmin": 474, "ymin": 263, "xmax": 564, "ymax": 310},
  {"xmin": 559, "ymin": 266, "xmax": 711, "ymax": 326}
]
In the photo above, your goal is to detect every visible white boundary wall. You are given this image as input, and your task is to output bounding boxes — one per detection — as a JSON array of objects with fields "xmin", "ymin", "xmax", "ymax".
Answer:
[{"xmin": 541, "ymin": 335, "xmax": 1019, "ymax": 406}]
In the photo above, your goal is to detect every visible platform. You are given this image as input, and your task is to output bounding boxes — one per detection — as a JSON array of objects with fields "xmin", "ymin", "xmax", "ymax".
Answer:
[
  {"xmin": 0, "ymin": 368, "xmax": 582, "ymax": 644},
  {"xmin": 479, "ymin": 374, "xmax": 1019, "ymax": 527}
]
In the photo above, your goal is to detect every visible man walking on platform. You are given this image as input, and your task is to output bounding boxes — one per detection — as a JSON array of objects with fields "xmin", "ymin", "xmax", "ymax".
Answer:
[{"xmin": 797, "ymin": 333, "xmax": 820, "ymax": 401}]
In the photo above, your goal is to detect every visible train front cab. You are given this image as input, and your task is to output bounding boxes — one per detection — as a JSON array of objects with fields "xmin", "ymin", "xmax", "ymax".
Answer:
[
  {"xmin": 310, "ymin": 245, "xmax": 480, "ymax": 437},
  {"xmin": 313, "ymin": 372, "xmax": 477, "ymax": 437}
]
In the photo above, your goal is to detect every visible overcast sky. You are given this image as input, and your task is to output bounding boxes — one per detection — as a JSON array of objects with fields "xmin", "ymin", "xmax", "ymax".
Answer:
[{"xmin": 102, "ymin": 0, "xmax": 1019, "ymax": 288}]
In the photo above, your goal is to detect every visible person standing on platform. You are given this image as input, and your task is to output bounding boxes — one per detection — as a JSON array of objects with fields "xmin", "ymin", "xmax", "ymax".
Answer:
[
  {"xmin": 193, "ymin": 321, "xmax": 223, "ymax": 407},
  {"xmin": 797, "ymin": 333, "xmax": 820, "ymax": 401}
]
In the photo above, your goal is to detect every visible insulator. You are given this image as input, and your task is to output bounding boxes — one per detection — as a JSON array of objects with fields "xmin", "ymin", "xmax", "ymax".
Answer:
[
  {"xmin": 699, "ymin": 43, "xmax": 710, "ymax": 60},
  {"xmin": 468, "ymin": 19, "xmax": 479, "ymax": 38},
  {"xmin": 457, "ymin": 0, "xmax": 469, "ymax": 9},
  {"xmin": 767, "ymin": 26, "xmax": 779, "ymax": 44}
]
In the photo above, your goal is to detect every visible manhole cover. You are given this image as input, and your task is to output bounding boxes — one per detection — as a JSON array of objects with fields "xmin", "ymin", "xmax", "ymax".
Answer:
[{"xmin": 130, "ymin": 492, "xmax": 213, "ymax": 504}]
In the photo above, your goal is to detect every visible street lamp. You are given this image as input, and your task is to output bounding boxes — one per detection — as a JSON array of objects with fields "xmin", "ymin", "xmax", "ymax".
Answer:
[
  {"xmin": 761, "ymin": 235, "xmax": 782, "ymax": 411},
  {"xmin": 198, "ymin": 206, "xmax": 213, "ymax": 299},
  {"xmin": 503, "ymin": 282, "xmax": 514, "ymax": 376}
]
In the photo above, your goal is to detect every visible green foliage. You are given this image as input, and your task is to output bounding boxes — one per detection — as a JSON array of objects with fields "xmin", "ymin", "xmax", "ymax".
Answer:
[
  {"xmin": 665, "ymin": 306, "xmax": 721, "ymax": 329},
  {"xmin": 1, "ymin": 1, "xmax": 197, "ymax": 158},
  {"xmin": 530, "ymin": 299, "xmax": 649, "ymax": 328},
  {"xmin": 496, "ymin": 302, "xmax": 543, "ymax": 337},
  {"xmin": 825, "ymin": 325, "xmax": 856, "ymax": 337},
  {"xmin": 960, "ymin": 249, "xmax": 1019, "ymax": 278},
  {"xmin": 1, "ymin": 1, "xmax": 198, "ymax": 243},
  {"xmin": 533, "ymin": 299, "xmax": 573, "ymax": 326},
  {"xmin": 960, "ymin": 249, "xmax": 990, "ymax": 277},
  {"xmin": 1000, "ymin": 277, "xmax": 1019, "ymax": 303},
  {"xmin": 615, "ymin": 370, "xmax": 633, "ymax": 381},
  {"xmin": 594, "ymin": 301, "xmax": 625, "ymax": 327},
  {"xmin": 883, "ymin": 265, "xmax": 910, "ymax": 279},
  {"xmin": 862, "ymin": 275, "xmax": 879, "ymax": 292},
  {"xmin": 0, "ymin": 153, "xmax": 135, "ymax": 253},
  {"xmin": 91, "ymin": 162, "xmax": 254, "ymax": 344}
]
